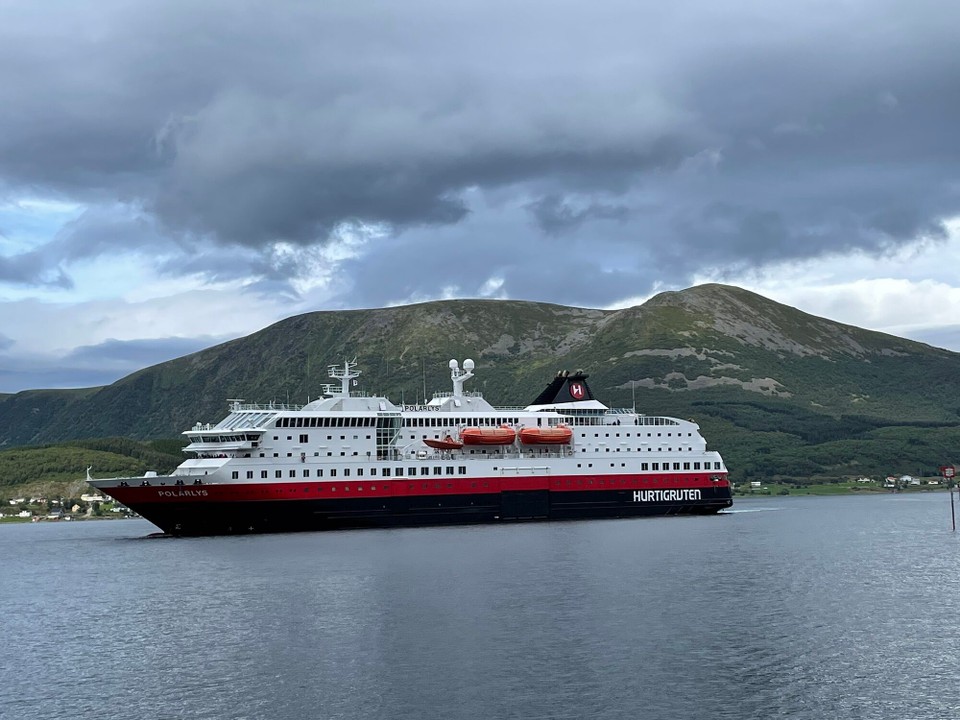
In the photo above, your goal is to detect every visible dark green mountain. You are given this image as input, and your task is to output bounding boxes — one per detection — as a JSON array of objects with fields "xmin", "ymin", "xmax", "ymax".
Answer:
[{"xmin": 1, "ymin": 284, "xmax": 958, "ymax": 483}]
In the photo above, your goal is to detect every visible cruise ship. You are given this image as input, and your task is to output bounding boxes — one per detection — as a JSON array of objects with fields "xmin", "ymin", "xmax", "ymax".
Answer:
[{"xmin": 87, "ymin": 358, "xmax": 733, "ymax": 535}]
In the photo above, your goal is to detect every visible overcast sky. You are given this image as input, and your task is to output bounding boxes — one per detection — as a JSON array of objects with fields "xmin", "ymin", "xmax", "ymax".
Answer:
[{"xmin": 2, "ymin": 0, "xmax": 960, "ymax": 393}]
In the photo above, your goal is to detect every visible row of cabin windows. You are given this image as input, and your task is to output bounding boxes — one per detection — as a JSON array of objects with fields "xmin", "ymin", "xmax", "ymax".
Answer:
[
  {"xmin": 275, "ymin": 416, "xmax": 525, "ymax": 428},
  {"xmin": 276, "ymin": 417, "xmax": 375, "ymax": 427},
  {"xmin": 234, "ymin": 466, "xmax": 470, "ymax": 479},
  {"xmin": 230, "ymin": 461, "xmax": 721, "ymax": 480},
  {"xmin": 272, "ymin": 435, "xmax": 371, "ymax": 443},
  {"xmin": 574, "ymin": 462, "xmax": 724, "ymax": 472},
  {"xmin": 579, "ymin": 447, "xmax": 697, "ymax": 453},
  {"xmin": 274, "ymin": 416, "xmax": 685, "ymax": 430},
  {"xmin": 404, "ymin": 417, "xmax": 519, "ymax": 427},
  {"xmin": 591, "ymin": 432, "xmax": 692, "ymax": 437}
]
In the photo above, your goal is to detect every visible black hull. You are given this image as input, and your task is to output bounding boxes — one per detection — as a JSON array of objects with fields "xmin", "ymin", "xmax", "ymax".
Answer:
[{"xmin": 129, "ymin": 488, "xmax": 734, "ymax": 537}]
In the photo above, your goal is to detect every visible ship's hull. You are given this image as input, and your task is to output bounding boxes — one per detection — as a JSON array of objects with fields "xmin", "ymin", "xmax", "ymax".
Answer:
[{"xmin": 93, "ymin": 476, "xmax": 733, "ymax": 536}]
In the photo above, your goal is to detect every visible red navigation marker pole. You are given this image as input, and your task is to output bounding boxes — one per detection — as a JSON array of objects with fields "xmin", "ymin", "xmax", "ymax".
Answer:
[{"xmin": 941, "ymin": 465, "xmax": 956, "ymax": 532}]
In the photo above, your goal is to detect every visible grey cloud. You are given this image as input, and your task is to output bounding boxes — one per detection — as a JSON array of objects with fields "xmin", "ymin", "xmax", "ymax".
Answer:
[
  {"xmin": 526, "ymin": 194, "xmax": 630, "ymax": 236},
  {"xmin": 0, "ymin": 336, "xmax": 222, "ymax": 393},
  {"xmin": 0, "ymin": 250, "xmax": 72, "ymax": 288},
  {"xmin": 1, "ymin": 0, "xmax": 960, "ymax": 301},
  {"xmin": 63, "ymin": 337, "xmax": 219, "ymax": 367}
]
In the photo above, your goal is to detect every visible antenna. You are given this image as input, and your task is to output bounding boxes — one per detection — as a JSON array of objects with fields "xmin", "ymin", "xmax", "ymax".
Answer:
[{"xmin": 450, "ymin": 358, "xmax": 475, "ymax": 398}]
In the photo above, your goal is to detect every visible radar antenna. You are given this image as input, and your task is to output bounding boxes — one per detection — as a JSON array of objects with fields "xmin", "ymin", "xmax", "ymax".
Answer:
[{"xmin": 449, "ymin": 358, "xmax": 475, "ymax": 398}]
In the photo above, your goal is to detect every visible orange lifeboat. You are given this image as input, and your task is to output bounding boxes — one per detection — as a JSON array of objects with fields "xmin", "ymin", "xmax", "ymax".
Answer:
[
  {"xmin": 461, "ymin": 425, "xmax": 517, "ymax": 446},
  {"xmin": 518, "ymin": 425, "xmax": 573, "ymax": 445},
  {"xmin": 424, "ymin": 436, "xmax": 463, "ymax": 450}
]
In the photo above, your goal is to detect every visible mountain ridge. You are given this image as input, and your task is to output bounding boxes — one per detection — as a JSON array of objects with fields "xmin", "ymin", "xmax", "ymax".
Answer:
[{"xmin": 1, "ymin": 284, "xmax": 957, "ymax": 482}]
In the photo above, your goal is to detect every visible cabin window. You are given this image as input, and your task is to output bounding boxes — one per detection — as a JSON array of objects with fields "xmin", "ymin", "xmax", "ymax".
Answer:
[
  {"xmin": 433, "ymin": 467, "xmax": 442, "ymax": 475},
  {"xmin": 300, "ymin": 434, "xmax": 308, "ymax": 443},
  {"xmin": 330, "ymin": 469, "xmax": 337, "ymax": 477},
  {"xmin": 231, "ymin": 471, "xmax": 239, "ymax": 479},
  {"xmin": 261, "ymin": 471, "xmax": 268, "ymax": 479},
  {"xmin": 247, "ymin": 471, "xmax": 254, "ymax": 479},
  {"xmin": 652, "ymin": 463, "xmax": 659, "ymax": 471},
  {"xmin": 420, "ymin": 467, "xmax": 429, "ymax": 476},
  {"xmin": 446, "ymin": 466, "xmax": 454, "ymax": 474},
  {"xmin": 673, "ymin": 463, "xmax": 681, "ymax": 470},
  {"xmin": 357, "ymin": 468, "xmax": 364, "ymax": 477},
  {"xmin": 641, "ymin": 463, "xmax": 648, "ymax": 470},
  {"xmin": 383, "ymin": 468, "xmax": 391, "ymax": 477},
  {"xmin": 458, "ymin": 466, "xmax": 467, "ymax": 475},
  {"xmin": 344, "ymin": 469, "xmax": 350, "ymax": 477},
  {"xmin": 275, "ymin": 470, "xmax": 282, "ymax": 478},
  {"xmin": 303, "ymin": 470, "xmax": 310, "ymax": 477},
  {"xmin": 408, "ymin": 468, "xmax": 417, "ymax": 476},
  {"xmin": 289, "ymin": 470, "xmax": 296, "ymax": 477},
  {"xmin": 694, "ymin": 462, "xmax": 701, "ymax": 470},
  {"xmin": 370, "ymin": 468, "xmax": 377, "ymax": 476},
  {"xmin": 683, "ymin": 462, "xmax": 690, "ymax": 470}
]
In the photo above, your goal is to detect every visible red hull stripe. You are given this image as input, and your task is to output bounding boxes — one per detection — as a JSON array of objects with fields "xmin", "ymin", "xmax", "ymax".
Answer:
[{"xmin": 108, "ymin": 473, "xmax": 730, "ymax": 505}]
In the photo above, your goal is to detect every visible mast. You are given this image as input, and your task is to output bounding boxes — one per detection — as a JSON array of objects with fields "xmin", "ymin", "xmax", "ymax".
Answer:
[{"xmin": 328, "ymin": 359, "xmax": 360, "ymax": 397}]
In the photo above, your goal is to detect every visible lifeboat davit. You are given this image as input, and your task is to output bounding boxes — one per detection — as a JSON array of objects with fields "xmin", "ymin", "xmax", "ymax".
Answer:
[
  {"xmin": 518, "ymin": 425, "xmax": 573, "ymax": 445},
  {"xmin": 424, "ymin": 436, "xmax": 463, "ymax": 450},
  {"xmin": 461, "ymin": 425, "xmax": 517, "ymax": 446}
]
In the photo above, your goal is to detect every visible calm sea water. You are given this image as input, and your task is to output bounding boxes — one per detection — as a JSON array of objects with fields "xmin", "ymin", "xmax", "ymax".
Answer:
[{"xmin": 3, "ymin": 494, "xmax": 960, "ymax": 720}]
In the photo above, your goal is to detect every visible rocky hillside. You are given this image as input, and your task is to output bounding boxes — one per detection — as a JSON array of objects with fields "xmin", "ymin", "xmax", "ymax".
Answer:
[{"xmin": 1, "ymin": 284, "xmax": 958, "ymax": 481}]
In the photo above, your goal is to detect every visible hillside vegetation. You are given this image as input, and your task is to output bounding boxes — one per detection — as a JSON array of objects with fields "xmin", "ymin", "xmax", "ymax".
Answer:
[{"xmin": 1, "ymin": 284, "xmax": 958, "ymax": 498}]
